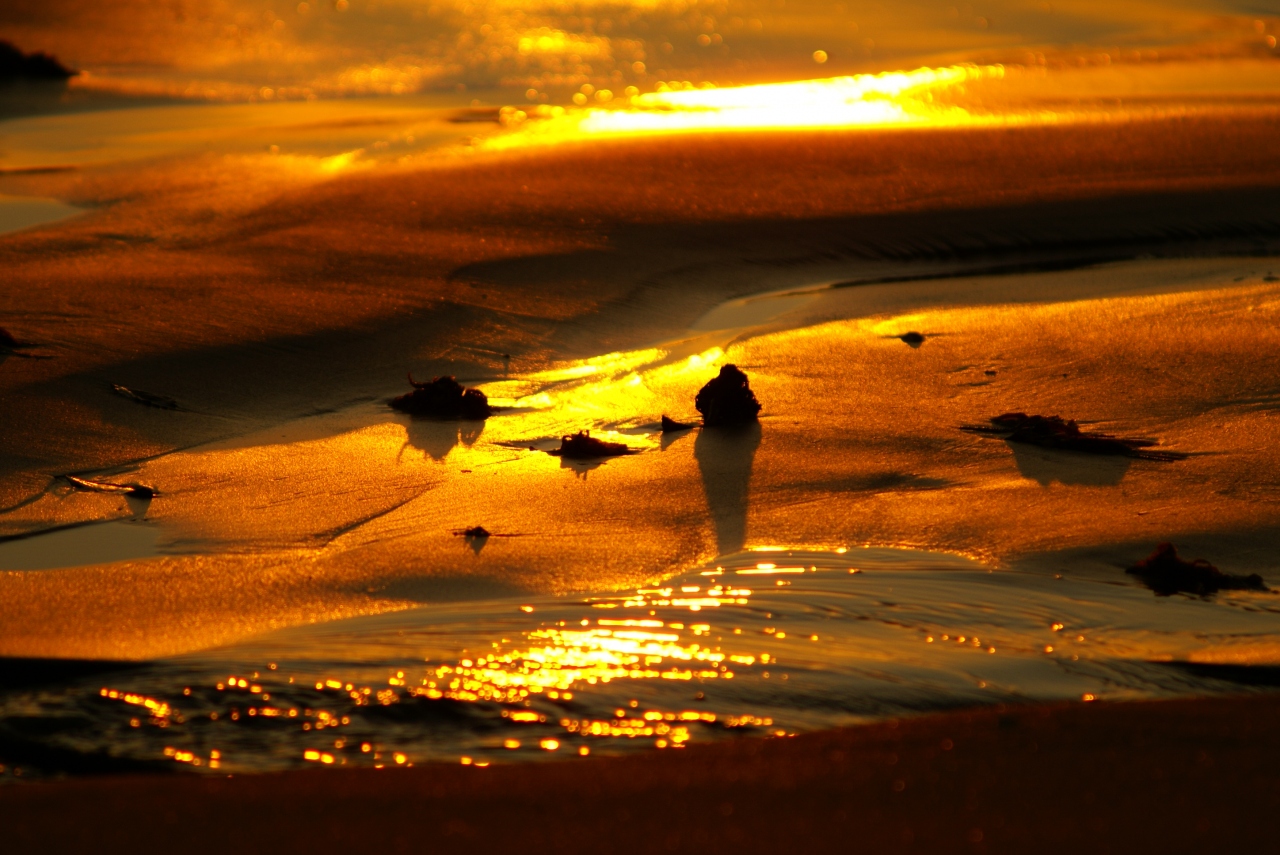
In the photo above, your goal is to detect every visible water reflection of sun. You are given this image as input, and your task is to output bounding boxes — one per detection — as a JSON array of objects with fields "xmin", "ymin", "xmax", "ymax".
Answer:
[{"xmin": 488, "ymin": 64, "xmax": 1006, "ymax": 147}]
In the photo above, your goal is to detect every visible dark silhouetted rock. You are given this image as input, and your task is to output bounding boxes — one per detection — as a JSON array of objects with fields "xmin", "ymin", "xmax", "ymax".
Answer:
[
  {"xmin": 461, "ymin": 526, "xmax": 491, "ymax": 538},
  {"xmin": 0, "ymin": 42, "xmax": 75, "ymax": 83},
  {"xmin": 899, "ymin": 331, "xmax": 926, "ymax": 346},
  {"xmin": 548, "ymin": 431, "xmax": 632, "ymax": 459},
  {"xmin": 1127, "ymin": 542, "xmax": 1267, "ymax": 596},
  {"xmin": 695, "ymin": 364, "xmax": 761, "ymax": 427},
  {"xmin": 963, "ymin": 412, "xmax": 1185, "ymax": 460},
  {"xmin": 391, "ymin": 374, "xmax": 491, "ymax": 419},
  {"xmin": 0, "ymin": 327, "xmax": 40, "ymax": 353},
  {"xmin": 661, "ymin": 415, "xmax": 695, "ymax": 433}
]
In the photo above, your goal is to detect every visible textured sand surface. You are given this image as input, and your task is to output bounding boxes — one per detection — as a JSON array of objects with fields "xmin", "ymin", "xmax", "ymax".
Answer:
[
  {"xmin": 3, "ymin": 694, "xmax": 1278, "ymax": 853},
  {"xmin": 2, "ymin": 112, "xmax": 1280, "ymax": 659}
]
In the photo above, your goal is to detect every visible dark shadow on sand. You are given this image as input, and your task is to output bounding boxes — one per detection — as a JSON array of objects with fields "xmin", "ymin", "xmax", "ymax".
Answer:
[
  {"xmin": 1159, "ymin": 661, "xmax": 1280, "ymax": 689},
  {"xmin": 1008, "ymin": 442, "xmax": 1132, "ymax": 486},
  {"xmin": 694, "ymin": 423, "xmax": 762, "ymax": 555},
  {"xmin": 399, "ymin": 417, "xmax": 485, "ymax": 462},
  {"xmin": 376, "ymin": 574, "xmax": 528, "ymax": 604}
]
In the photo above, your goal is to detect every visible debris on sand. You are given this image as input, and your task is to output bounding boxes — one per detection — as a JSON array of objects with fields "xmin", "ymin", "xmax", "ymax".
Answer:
[
  {"xmin": 111, "ymin": 384, "xmax": 180, "ymax": 410},
  {"xmin": 459, "ymin": 526, "xmax": 491, "ymax": 538},
  {"xmin": 548, "ymin": 431, "xmax": 633, "ymax": 459},
  {"xmin": 391, "ymin": 374, "xmax": 492, "ymax": 419},
  {"xmin": 899, "ymin": 331, "xmax": 926, "ymax": 347},
  {"xmin": 0, "ymin": 327, "xmax": 46, "ymax": 357},
  {"xmin": 63, "ymin": 475, "xmax": 157, "ymax": 499},
  {"xmin": 1127, "ymin": 542, "xmax": 1267, "ymax": 596},
  {"xmin": 661, "ymin": 415, "xmax": 695, "ymax": 433},
  {"xmin": 962, "ymin": 412, "xmax": 1185, "ymax": 460},
  {"xmin": 695, "ymin": 364, "xmax": 762, "ymax": 427},
  {"xmin": 0, "ymin": 42, "xmax": 76, "ymax": 83}
]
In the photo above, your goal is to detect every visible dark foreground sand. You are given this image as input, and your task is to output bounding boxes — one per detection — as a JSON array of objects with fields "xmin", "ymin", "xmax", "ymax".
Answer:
[{"xmin": 4, "ymin": 694, "xmax": 1278, "ymax": 853}]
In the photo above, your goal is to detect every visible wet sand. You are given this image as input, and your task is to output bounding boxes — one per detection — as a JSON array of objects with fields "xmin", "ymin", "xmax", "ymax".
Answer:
[
  {"xmin": 3, "ymin": 76, "xmax": 1280, "ymax": 826},
  {"xmin": 2, "ymin": 111, "xmax": 1280, "ymax": 658},
  {"xmin": 3, "ymin": 693, "xmax": 1279, "ymax": 852}
]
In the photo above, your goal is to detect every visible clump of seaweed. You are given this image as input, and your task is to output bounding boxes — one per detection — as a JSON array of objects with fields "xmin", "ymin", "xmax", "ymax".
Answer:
[
  {"xmin": 962, "ymin": 412, "xmax": 1185, "ymax": 460},
  {"xmin": 661, "ymin": 415, "xmax": 695, "ymax": 433},
  {"xmin": 695, "ymin": 364, "xmax": 762, "ymax": 427},
  {"xmin": 391, "ymin": 374, "xmax": 492, "ymax": 419},
  {"xmin": 1127, "ymin": 542, "xmax": 1267, "ymax": 596},
  {"xmin": 548, "ymin": 431, "xmax": 633, "ymax": 459}
]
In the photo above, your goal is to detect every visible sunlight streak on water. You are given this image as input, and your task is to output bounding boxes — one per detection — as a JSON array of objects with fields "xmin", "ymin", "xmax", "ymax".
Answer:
[
  {"xmin": 580, "ymin": 65, "xmax": 1004, "ymax": 134},
  {"xmin": 485, "ymin": 65, "xmax": 1008, "ymax": 146},
  {"xmin": 6, "ymin": 545, "xmax": 1279, "ymax": 777}
]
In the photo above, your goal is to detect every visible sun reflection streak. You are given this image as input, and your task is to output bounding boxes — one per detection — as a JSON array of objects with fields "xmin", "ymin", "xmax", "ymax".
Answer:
[
  {"xmin": 485, "ymin": 344, "xmax": 723, "ymax": 416},
  {"xmin": 29, "ymin": 542, "xmax": 1280, "ymax": 775},
  {"xmin": 490, "ymin": 64, "xmax": 1006, "ymax": 146}
]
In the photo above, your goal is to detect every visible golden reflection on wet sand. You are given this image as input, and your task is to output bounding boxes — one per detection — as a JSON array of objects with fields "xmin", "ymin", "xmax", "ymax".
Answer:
[{"xmin": 5, "ymin": 259, "xmax": 1280, "ymax": 662}]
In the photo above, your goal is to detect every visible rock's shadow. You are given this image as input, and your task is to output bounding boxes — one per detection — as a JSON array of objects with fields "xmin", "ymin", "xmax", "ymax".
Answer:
[
  {"xmin": 377, "ymin": 574, "xmax": 528, "ymax": 604},
  {"xmin": 660, "ymin": 427, "xmax": 694, "ymax": 451},
  {"xmin": 401, "ymin": 418, "xmax": 486, "ymax": 462},
  {"xmin": 694, "ymin": 423, "xmax": 762, "ymax": 555},
  {"xmin": 557, "ymin": 457, "xmax": 606, "ymax": 479},
  {"xmin": 1008, "ymin": 441, "xmax": 1131, "ymax": 486}
]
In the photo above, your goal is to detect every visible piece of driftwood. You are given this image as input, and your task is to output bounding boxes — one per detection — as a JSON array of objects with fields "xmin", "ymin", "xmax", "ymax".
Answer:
[
  {"xmin": 391, "ymin": 374, "xmax": 492, "ymax": 419},
  {"xmin": 1126, "ymin": 542, "xmax": 1267, "ymax": 596},
  {"xmin": 695, "ymin": 364, "xmax": 762, "ymax": 427},
  {"xmin": 63, "ymin": 475, "xmax": 157, "ymax": 499}
]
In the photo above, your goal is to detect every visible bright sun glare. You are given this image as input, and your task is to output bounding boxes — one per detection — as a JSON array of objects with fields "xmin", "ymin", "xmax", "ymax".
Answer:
[{"xmin": 491, "ymin": 64, "xmax": 1007, "ymax": 146}]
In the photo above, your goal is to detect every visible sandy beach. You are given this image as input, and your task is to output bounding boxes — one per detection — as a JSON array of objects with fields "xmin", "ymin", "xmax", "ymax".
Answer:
[
  {"xmin": 3, "ymin": 0, "xmax": 1280, "ymax": 842},
  {"xmin": 1, "ymin": 112, "xmax": 1279, "ymax": 659}
]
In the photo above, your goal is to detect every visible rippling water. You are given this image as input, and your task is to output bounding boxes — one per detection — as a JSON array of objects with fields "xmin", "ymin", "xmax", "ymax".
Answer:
[{"xmin": 4, "ymin": 543, "xmax": 1278, "ymax": 778}]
